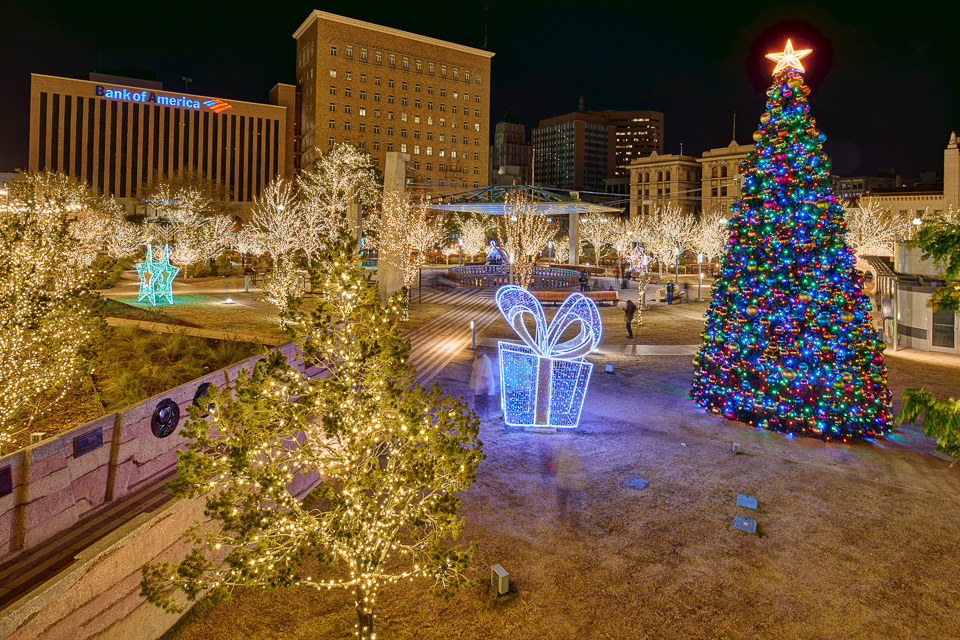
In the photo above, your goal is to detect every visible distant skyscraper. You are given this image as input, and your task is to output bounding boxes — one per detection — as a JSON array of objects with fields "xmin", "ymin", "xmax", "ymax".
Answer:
[
  {"xmin": 532, "ymin": 104, "xmax": 663, "ymax": 192},
  {"xmin": 489, "ymin": 117, "xmax": 531, "ymax": 184}
]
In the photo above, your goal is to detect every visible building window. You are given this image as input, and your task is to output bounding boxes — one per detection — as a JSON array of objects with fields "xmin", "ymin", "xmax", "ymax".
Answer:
[
  {"xmin": 359, "ymin": 107, "xmax": 366, "ymax": 116},
  {"xmin": 344, "ymin": 104, "xmax": 352, "ymax": 114},
  {"xmin": 374, "ymin": 124, "xmax": 380, "ymax": 134},
  {"xmin": 375, "ymin": 51, "xmax": 382, "ymax": 65},
  {"xmin": 428, "ymin": 116, "xmax": 433, "ymax": 125},
  {"xmin": 474, "ymin": 166, "xmax": 479, "ymax": 175},
  {"xmin": 721, "ymin": 166, "xmax": 728, "ymax": 178},
  {"xmin": 427, "ymin": 162, "xmax": 432, "ymax": 171},
  {"xmin": 387, "ymin": 142, "xmax": 393, "ymax": 151},
  {"xmin": 344, "ymin": 121, "xmax": 351, "ymax": 130},
  {"xmin": 416, "ymin": 60, "xmax": 422, "ymax": 73},
  {"xmin": 330, "ymin": 85, "xmax": 336, "ymax": 95},
  {"xmin": 440, "ymin": 104, "xmax": 446, "ymax": 112},
  {"xmin": 374, "ymin": 109, "xmax": 380, "ymax": 118},
  {"xmin": 414, "ymin": 115, "xmax": 421, "ymax": 124},
  {"xmin": 414, "ymin": 145, "xmax": 420, "ymax": 154},
  {"xmin": 401, "ymin": 97, "xmax": 408, "ymax": 106},
  {"xmin": 452, "ymin": 106, "xmax": 458, "ymax": 114},
  {"xmin": 452, "ymin": 135, "xmax": 458, "ymax": 144},
  {"xmin": 665, "ymin": 171, "xmax": 670, "ymax": 181},
  {"xmin": 711, "ymin": 167, "xmax": 718, "ymax": 178},
  {"xmin": 359, "ymin": 122, "xmax": 366, "ymax": 132},
  {"xmin": 360, "ymin": 73, "xmax": 366, "ymax": 83},
  {"xmin": 402, "ymin": 80, "xmax": 408, "ymax": 90},
  {"xmin": 387, "ymin": 126, "xmax": 394, "ymax": 135},
  {"xmin": 375, "ymin": 76, "xmax": 381, "ymax": 86},
  {"xmin": 476, "ymin": 74, "xmax": 481, "ymax": 84},
  {"xmin": 345, "ymin": 87, "xmax": 352, "ymax": 97},
  {"xmin": 415, "ymin": 83, "xmax": 421, "ymax": 93},
  {"xmin": 328, "ymin": 120, "xmax": 335, "ymax": 128},
  {"xmin": 329, "ymin": 103, "xmax": 336, "ymax": 112},
  {"xmin": 402, "ymin": 56, "xmax": 409, "ymax": 70},
  {"xmin": 330, "ymin": 68, "xmax": 337, "ymax": 77},
  {"xmin": 400, "ymin": 143, "xmax": 406, "ymax": 153},
  {"xmin": 474, "ymin": 123, "xmax": 480, "ymax": 131},
  {"xmin": 426, "ymin": 147, "xmax": 433, "ymax": 156},
  {"xmin": 345, "ymin": 45, "xmax": 353, "ymax": 59},
  {"xmin": 414, "ymin": 100, "xmax": 421, "ymax": 109},
  {"xmin": 345, "ymin": 71, "xmax": 352, "ymax": 81},
  {"xmin": 465, "ymin": 70, "xmax": 470, "ymax": 82},
  {"xmin": 440, "ymin": 88, "xmax": 446, "ymax": 97},
  {"xmin": 374, "ymin": 93, "xmax": 380, "ymax": 102},
  {"xmin": 721, "ymin": 186, "xmax": 727, "ymax": 197},
  {"xmin": 427, "ymin": 131, "xmax": 433, "ymax": 140},
  {"xmin": 328, "ymin": 136, "xmax": 335, "ymax": 146},
  {"xmin": 439, "ymin": 133, "xmax": 445, "ymax": 142},
  {"xmin": 401, "ymin": 128, "xmax": 407, "ymax": 137},
  {"xmin": 361, "ymin": 48, "xmax": 368, "ymax": 62},
  {"xmin": 414, "ymin": 161, "xmax": 420, "ymax": 169},
  {"xmin": 360, "ymin": 90, "xmax": 366, "ymax": 100},
  {"xmin": 451, "ymin": 150, "xmax": 457, "ymax": 158},
  {"xmin": 473, "ymin": 151, "xmax": 479, "ymax": 160},
  {"xmin": 658, "ymin": 171, "xmax": 663, "ymax": 181},
  {"xmin": 428, "ymin": 101, "xmax": 434, "ymax": 110},
  {"xmin": 414, "ymin": 129, "xmax": 421, "ymax": 137},
  {"xmin": 711, "ymin": 187, "xmax": 718, "ymax": 197},
  {"xmin": 439, "ymin": 149, "xmax": 445, "ymax": 157},
  {"xmin": 441, "ymin": 65, "xmax": 447, "ymax": 78},
  {"xmin": 429, "ymin": 62, "xmax": 435, "ymax": 75},
  {"xmin": 388, "ymin": 95, "xmax": 395, "ymax": 104},
  {"xmin": 388, "ymin": 111, "xmax": 394, "ymax": 120},
  {"xmin": 453, "ymin": 68, "xmax": 459, "ymax": 81},
  {"xmin": 439, "ymin": 118, "xmax": 445, "ymax": 127},
  {"xmin": 428, "ymin": 86, "xmax": 434, "ymax": 95},
  {"xmin": 330, "ymin": 44, "xmax": 337, "ymax": 56},
  {"xmin": 389, "ymin": 53, "xmax": 396, "ymax": 67},
  {"xmin": 388, "ymin": 78, "xmax": 395, "ymax": 88},
  {"xmin": 474, "ymin": 137, "xmax": 479, "ymax": 146}
]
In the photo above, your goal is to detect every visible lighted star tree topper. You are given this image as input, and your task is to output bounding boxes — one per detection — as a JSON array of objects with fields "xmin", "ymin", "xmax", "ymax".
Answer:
[
  {"xmin": 496, "ymin": 286, "xmax": 602, "ymax": 429},
  {"xmin": 690, "ymin": 41, "xmax": 893, "ymax": 441},
  {"xmin": 136, "ymin": 244, "xmax": 180, "ymax": 305}
]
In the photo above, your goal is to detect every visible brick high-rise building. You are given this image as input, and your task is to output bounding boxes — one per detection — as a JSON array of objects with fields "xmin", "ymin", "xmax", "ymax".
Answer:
[
  {"xmin": 602, "ymin": 110, "xmax": 663, "ymax": 176},
  {"xmin": 294, "ymin": 10, "xmax": 494, "ymax": 192}
]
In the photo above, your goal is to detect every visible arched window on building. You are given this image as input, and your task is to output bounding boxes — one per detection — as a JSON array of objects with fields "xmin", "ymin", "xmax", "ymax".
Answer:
[
  {"xmin": 665, "ymin": 171, "xmax": 671, "ymax": 181},
  {"xmin": 657, "ymin": 171, "xmax": 663, "ymax": 181},
  {"xmin": 711, "ymin": 167, "xmax": 718, "ymax": 178},
  {"xmin": 721, "ymin": 166, "xmax": 728, "ymax": 178}
]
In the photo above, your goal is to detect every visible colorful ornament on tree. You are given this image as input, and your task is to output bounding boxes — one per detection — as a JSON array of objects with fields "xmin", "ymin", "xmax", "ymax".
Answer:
[{"xmin": 690, "ymin": 41, "xmax": 893, "ymax": 441}]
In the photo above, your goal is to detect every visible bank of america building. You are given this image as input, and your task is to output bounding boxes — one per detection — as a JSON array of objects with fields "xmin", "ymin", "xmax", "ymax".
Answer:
[{"xmin": 29, "ymin": 73, "xmax": 297, "ymax": 215}]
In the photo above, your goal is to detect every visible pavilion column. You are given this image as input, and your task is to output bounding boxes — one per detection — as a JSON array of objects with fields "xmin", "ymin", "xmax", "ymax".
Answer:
[
  {"xmin": 568, "ymin": 210, "xmax": 580, "ymax": 266},
  {"xmin": 378, "ymin": 152, "xmax": 409, "ymax": 304}
]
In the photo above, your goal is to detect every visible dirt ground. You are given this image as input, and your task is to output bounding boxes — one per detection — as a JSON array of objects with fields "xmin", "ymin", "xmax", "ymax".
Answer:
[{"xmin": 162, "ymin": 289, "xmax": 960, "ymax": 640}]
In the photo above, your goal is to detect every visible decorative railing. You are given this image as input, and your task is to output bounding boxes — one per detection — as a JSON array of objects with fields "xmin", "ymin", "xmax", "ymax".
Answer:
[{"xmin": 448, "ymin": 265, "xmax": 580, "ymax": 290}]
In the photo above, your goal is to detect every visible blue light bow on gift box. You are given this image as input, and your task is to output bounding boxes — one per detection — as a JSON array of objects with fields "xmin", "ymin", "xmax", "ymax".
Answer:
[{"xmin": 495, "ymin": 285, "xmax": 602, "ymax": 429}]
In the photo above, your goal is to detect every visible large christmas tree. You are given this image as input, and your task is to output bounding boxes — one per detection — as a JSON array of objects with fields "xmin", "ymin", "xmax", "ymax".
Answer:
[{"xmin": 691, "ymin": 41, "xmax": 893, "ymax": 441}]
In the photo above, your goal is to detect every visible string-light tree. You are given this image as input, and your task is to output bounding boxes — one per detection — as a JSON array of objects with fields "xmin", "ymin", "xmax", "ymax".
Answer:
[
  {"xmin": 368, "ymin": 191, "xmax": 444, "ymax": 312},
  {"xmin": 608, "ymin": 216, "xmax": 642, "ymax": 278},
  {"xmin": 495, "ymin": 192, "xmax": 556, "ymax": 288},
  {"xmin": 552, "ymin": 234, "xmax": 570, "ymax": 265},
  {"xmin": 299, "ymin": 143, "xmax": 381, "ymax": 256},
  {"xmin": 249, "ymin": 179, "xmax": 307, "ymax": 322},
  {"xmin": 0, "ymin": 173, "xmax": 103, "ymax": 453},
  {"xmin": 457, "ymin": 214, "xmax": 493, "ymax": 262},
  {"xmin": 144, "ymin": 174, "xmax": 236, "ymax": 275},
  {"xmin": 691, "ymin": 40, "xmax": 892, "ymax": 441},
  {"xmin": 578, "ymin": 213, "xmax": 618, "ymax": 264},
  {"xmin": 692, "ymin": 209, "xmax": 730, "ymax": 266},
  {"xmin": 140, "ymin": 233, "xmax": 483, "ymax": 640},
  {"xmin": 843, "ymin": 201, "xmax": 912, "ymax": 275},
  {"xmin": 440, "ymin": 242, "xmax": 460, "ymax": 264},
  {"xmin": 640, "ymin": 205, "xmax": 695, "ymax": 276},
  {"xmin": 106, "ymin": 207, "xmax": 146, "ymax": 258}
]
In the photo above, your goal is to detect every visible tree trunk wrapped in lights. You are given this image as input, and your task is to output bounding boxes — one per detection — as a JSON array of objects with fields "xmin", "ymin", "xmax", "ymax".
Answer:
[
  {"xmin": 690, "ymin": 41, "xmax": 892, "ymax": 441},
  {"xmin": 140, "ymin": 234, "xmax": 483, "ymax": 640},
  {"xmin": 0, "ymin": 173, "xmax": 104, "ymax": 453},
  {"xmin": 495, "ymin": 192, "xmax": 556, "ymax": 288}
]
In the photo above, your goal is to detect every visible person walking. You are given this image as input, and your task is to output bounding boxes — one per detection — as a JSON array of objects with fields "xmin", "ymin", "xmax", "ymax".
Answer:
[
  {"xmin": 624, "ymin": 299, "xmax": 637, "ymax": 338},
  {"xmin": 469, "ymin": 348, "xmax": 498, "ymax": 418}
]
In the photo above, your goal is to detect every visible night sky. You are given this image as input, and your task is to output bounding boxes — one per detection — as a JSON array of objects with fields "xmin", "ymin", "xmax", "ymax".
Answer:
[{"xmin": 1, "ymin": 1, "xmax": 957, "ymax": 180}]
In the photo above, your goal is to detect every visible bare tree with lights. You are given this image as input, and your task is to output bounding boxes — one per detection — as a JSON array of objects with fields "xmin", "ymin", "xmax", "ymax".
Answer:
[
  {"xmin": 368, "ymin": 190, "xmax": 444, "ymax": 308},
  {"xmin": 0, "ymin": 172, "xmax": 103, "ymax": 453},
  {"xmin": 640, "ymin": 205, "xmax": 696, "ymax": 276},
  {"xmin": 495, "ymin": 192, "xmax": 556, "ymax": 288},
  {"xmin": 692, "ymin": 209, "xmax": 730, "ymax": 266},
  {"xmin": 249, "ymin": 179, "xmax": 307, "ymax": 324},
  {"xmin": 299, "ymin": 143, "xmax": 381, "ymax": 256},
  {"xmin": 456, "ymin": 214, "xmax": 492, "ymax": 262},
  {"xmin": 140, "ymin": 235, "xmax": 483, "ymax": 640},
  {"xmin": 578, "ymin": 213, "xmax": 618, "ymax": 264}
]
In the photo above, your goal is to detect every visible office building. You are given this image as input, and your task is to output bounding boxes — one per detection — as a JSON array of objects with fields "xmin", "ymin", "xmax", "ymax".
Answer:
[
  {"xmin": 489, "ymin": 117, "xmax": 531, "ymax": 185},
  {"xmin": 628, "ymin": 151, "xmax": 701, "ymax": 218},
  {"xmin": 28, "ymin": 73, "xmax": 296, "ymax": 215},
  {"xmin": 532, "ymin": 105, "xmax": 663, "ymax": 193},
  {"xmin": 294, "ymin": 10, "xmax": 494, "ymax": 192},
  {"xmin": 698, "ymin": 140, "xmax": 754, "ymax": 215}
]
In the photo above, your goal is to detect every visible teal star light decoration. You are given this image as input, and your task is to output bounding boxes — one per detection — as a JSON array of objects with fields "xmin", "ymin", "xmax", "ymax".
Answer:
[{"xmin": 136, "ymin": 244, "xmax": 180, "ymax": 305}]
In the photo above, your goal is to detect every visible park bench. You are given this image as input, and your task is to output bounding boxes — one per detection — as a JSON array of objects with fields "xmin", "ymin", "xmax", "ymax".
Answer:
[{"xmin": 531, "ymin": 290, "xmax": 620, "ymax": 307}]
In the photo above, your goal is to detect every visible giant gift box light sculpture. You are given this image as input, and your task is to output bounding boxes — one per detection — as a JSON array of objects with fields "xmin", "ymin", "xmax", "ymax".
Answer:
[
  {"xmin": 495, "ymin": 285, "xmax": 602, "ymax": 428},
  {"xmin": 136, "ymin": 244, "xmax": 180, "ymax": 305}
]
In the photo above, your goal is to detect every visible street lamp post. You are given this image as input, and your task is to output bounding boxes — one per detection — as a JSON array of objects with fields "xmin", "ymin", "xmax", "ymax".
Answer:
[{"xmin": 697, "ymin": 253, "xmax": 704, "ymax": 301}]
